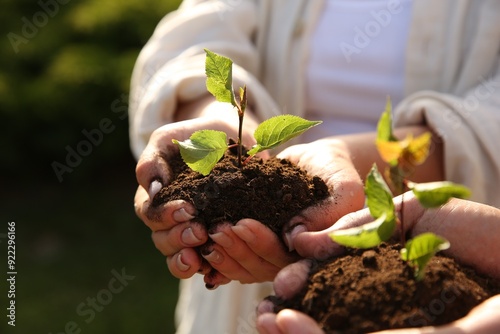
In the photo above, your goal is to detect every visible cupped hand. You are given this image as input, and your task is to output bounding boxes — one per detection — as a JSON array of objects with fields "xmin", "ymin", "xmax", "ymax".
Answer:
[
  {"xmin": 276, "ymin": 138, "xmax": 365, "ymax": 253},
  {"xmin": 257, "ymin": 295, "xmax": 500, "ymax": 334},
  {"xmin": 256, "ymin": 193, "xmax": 500, "ymax": 333},
  {"xmin": 201, "ymin": 219, "xmax": 300, "ymax": 286},
  {"xmin": 134, "ymin": 113, "xmax": 252, "ymax": 279},
  {"xmin": 204, "ymin": 138, "xmax": 366, "ymax": 284},
  {"xmin": 203, "ymin": 139, "xmax": 366, "ymax": 285}
]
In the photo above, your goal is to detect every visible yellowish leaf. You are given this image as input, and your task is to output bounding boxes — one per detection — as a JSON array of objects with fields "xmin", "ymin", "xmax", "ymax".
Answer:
[
  {"xmin": 407, "ymin": 132, "xmax": 432, "ymax": 165},
  {"xmin": 376, "ymin": 140, "xmax": 404, "ymax": 165}
]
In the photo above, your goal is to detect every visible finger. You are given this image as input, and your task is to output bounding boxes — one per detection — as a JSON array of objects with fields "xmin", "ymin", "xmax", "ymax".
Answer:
[
  {"xmin": 135, "ymin": 146, "xmax": 173, "ymax": 197},
  {"xmin": 257, "ymin": 309, "xmax": 326, "ymax": 334},
  {"xmin": 207, "ymin": 223, "xmax": 283, "ymax": 282},
  {"xmin": 371, "ymin": 328, "xmax": 437, "ymax": 333},
  {"xmin": 134, "ymin": 185, "xmax": 150, "ymax": 223},
  {"xmin": 450, "ymin": 295, "xmax": 500, "ymax": 334},
  {"xmin": 290, "ymin": 208, "xmax": 375, "ymax": 259},
  {"xmin": 275, "ymin": 309, "xmax": 325, "ymax": 334},
  {"xmin": 200, "ymin": 242, "xmax": 257, "ymax": 283},
  {"xmin": 203, "ymin": 268, "xmax": 231, "ymax": 290},
  {"xmin": 257, "ymin": 313, "xmax": 282, "ymax": 334},
  {"xmin": 151, "ymin": 221, "xmax": 207, "ymax": 256},
  {"xmin": 135, "ymin": 178, "xmax": 198, "ymax": 230},
  {"xmin": 273, "ymin": 259, "xmax": 311, "ymax": 300},
  {"xmin": 166, "ymin": 248, "xmax": 202, "ymax": 279},
  {"xmin": 136, "ymin": 122, "xmax": 191, "ymax": 192},
  {"xmin": 231, "ymin": 219, "xmax": 298, "ymax": 267},
  {"xmin": 257, "ymin": 299, "xmax": 275, "ymax": 316},
  {"xmin": 278, "ymin": 142, "xmax": 365, "ymax": 231}
]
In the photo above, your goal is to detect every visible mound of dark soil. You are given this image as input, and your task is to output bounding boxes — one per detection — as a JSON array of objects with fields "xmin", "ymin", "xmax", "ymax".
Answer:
[
  {"xmin": 151, "ymin": 148, "xmax": 499, "ymax": 333},
  {"xmin": 153, "ymin": 148, "xmax": 329, "ymax": 238},
  {"xmin": 270, "ymin": 243, "xmax": 500, "ymax": 334}
]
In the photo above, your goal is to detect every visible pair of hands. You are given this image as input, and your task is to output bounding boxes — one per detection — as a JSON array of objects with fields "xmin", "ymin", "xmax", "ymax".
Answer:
[
  {"xmin": 256, "ymin": 196, "xmax": 500, "ymax": 334},
  {"xmin": 134, "ymin": 112, "xmax": 500, "ymax": 333},
  {"xmin": 256, "ymin": 295, "xmax": 500, "ymax": 334},
  {"xmin": 134, "ymin": 113, "xmax": 365, "ymax": 287}
]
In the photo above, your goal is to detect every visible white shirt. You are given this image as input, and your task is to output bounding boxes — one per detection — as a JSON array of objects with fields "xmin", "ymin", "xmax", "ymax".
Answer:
[{"xmin": 304, "ymin": 0, "xmax": 413, "ymax": 141}]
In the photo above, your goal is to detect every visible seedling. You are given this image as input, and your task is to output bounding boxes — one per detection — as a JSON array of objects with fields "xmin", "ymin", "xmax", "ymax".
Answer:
[
  {"xmin": 331, "ymin": 98, "xmax": 471, "ymax": 280},
  {"xmin": 172, "ymin": 49, "xmax": 321, "ymax": 175}
]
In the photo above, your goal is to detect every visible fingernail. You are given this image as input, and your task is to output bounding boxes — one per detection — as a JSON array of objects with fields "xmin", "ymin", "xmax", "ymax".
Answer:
[
  {"xmin": 202, "ymin": 249, "xmax": 224, "ymax": 265},
  {"xmin": 175, "ymin": 253, "xmax": 190, "ymax": 272},
  {"xmin": 205, "ymin": 283, "xmax": 219, "ymax": 290},
  {"xmin": 181, "ymin": 227, "xmax": 202, "ymax": 245},
  {"xmin": 209, "ymin": 231, "xmax": 234, "ymax": 248},
  {"xmin": 173, "ymin": 208, "xmax": 195, "ymax": 222},
  {"xmin": 148, "ymin": 180, "xmax": 162, "ymax": 199},
  {"xmin": 231, "ymin": 224, "xmax": 255, "ymax": 243},
  {"xmin": 256, "ymin": 300, "xmax": 275, "ymax": 315},
  {"xmin": 284, "ymin": 224, "xmax": 307, "ymax": 252}
]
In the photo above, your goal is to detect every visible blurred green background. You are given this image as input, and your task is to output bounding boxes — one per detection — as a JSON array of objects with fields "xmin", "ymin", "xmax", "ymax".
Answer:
[{"xmin": 1, "ymin": 0, "xmax": 182, "ymax": 333}]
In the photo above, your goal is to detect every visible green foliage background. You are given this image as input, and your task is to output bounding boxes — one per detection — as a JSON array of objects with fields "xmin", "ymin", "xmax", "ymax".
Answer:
[{"xmin": 1, "ymin": 0, "xmax": 183, "ymax": 333}]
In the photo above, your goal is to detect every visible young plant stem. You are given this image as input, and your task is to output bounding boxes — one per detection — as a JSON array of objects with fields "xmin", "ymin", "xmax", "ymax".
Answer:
[
  {"xmin": 399, "ymin": 179, "xmax": 409, "ymax": 245},
  {"xmin": 237, "ymin": 111, "xmax": 243, "ymax": 168},
  {"xmin": 400, "ymin": 191, "xmax": 406, "ymax": 246},
  {"xmin": 236, "ymin": 86, "xmax": 247, "ymax": 168}
]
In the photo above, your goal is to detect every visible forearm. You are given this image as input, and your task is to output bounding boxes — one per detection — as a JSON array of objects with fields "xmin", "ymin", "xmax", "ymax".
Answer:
[{"xmin": 402, "ymin": 196, "xmax": 500, "ymax": 280}]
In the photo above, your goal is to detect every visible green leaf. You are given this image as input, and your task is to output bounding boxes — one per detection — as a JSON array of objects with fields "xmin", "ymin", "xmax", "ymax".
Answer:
[
  {"xmin": 401, "ymin": 233, "xmax": 450, "ymax": 280},
  {"xmin": 376, "ymin": 97, "xmax": 397, "ymax": 142},
  {"xmin": 172, "ymin": 130, "xmax": 228, "ymax": 176},
  {"xmin": 330, "ymin": 213, "xmax": 396, "ymax": 249},
  {"xmin": 204, "ymin": 49, "xmax": 235, "ymax": 106},
  {"xmin": 365, "ymin": 164, "xmax": 395, "ymax": 222},
  {"xmin": 247, "ymin": 115, "xmax": 322, "ymax": 155},
  {"xmin": 408, "ymin": 181, "xmax": 471, "ymax": 208}
]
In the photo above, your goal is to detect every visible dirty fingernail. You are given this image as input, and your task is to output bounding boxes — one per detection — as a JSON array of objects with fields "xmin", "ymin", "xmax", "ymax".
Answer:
[
  {"xmin": 181, "ymin": 227, "xmax": 202, "ymax": 245},
  {"xmin": 284, "ymin": 224, "xmax": 307, "ymax": 252},
  {"xmin": 173, "ymin": 208, "xmax": 195, "ymax": 222},
  {"xmin": 148, "ymin": 180, "xmax": 162, "ymax": 199},
  {"xmin": 231, "ymin": 224, "xmax": 256, "ymax": 243},
  {"xmin": 205, "ymin": 283, "xmax": 219, "ymax": 290},
  {"xmin": 202, "ymin": 249, "xmax": 224, "ymax": 265},
  {"xmin": 256, "ymin": 300, "xmax": 274, "ymax": 315},
  {"xmin": 175, "ymin": 253, "xmax": 190, "ymax": 272},
  {"xmin": 209, "ymin": 231, "xmax": 234, "ymax": 248}
]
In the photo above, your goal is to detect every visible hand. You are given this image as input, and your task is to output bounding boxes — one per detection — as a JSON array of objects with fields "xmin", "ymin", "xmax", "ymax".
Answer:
[
  {"xmin": 134, "ymin": 103, "xmax": 252, "ymax": 280},
  {"xmin": 289, "ymin": 193, "xmax": 500, "ymax": 279},
  {"xmin": 256, "ymin": 194, "xmax": 500, "ymax": 333},
  {"xmin": 276, "ymin": 138, "xmax": 365, "ymax": 253},
  {"xmin": 201, "ymin": 138, "xmax": 365, "ymax": 285},
  {"xmin": 134, "ymin": 99, "xmax": 294, "ymax": 286},
  {"xmin": 257, "ymin": 294, "xmax": 500, "ymax": 334}
]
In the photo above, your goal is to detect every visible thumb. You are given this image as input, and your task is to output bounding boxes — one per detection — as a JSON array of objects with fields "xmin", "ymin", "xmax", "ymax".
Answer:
[{"xmin": 291, "ymin": 207, "xmax": 374, "ymax": 259}]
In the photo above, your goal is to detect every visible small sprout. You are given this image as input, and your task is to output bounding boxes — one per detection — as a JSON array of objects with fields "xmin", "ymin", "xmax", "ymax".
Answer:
[
  {"xmin": 330, "ymin": 165, "xmax": 396, "ymax": 249},
  {"xmin": 173, "ymin": 49, "xmax": 321, "ymax": 175},
  {"xmin": 376, "ymin": 97, "xmax": 432, "ymax": 193},
  {"xmin": 331, "ymin": 99, "xmax": 471, "ymax": 281},
  {"xmin": 401, "ymin": 233, "xmax": 450, "ymax": 280}
]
